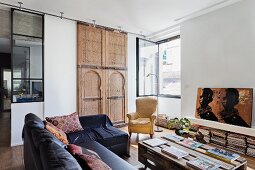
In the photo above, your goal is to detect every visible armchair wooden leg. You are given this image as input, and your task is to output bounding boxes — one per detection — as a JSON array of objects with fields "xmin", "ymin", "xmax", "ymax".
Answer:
[{"xmin": 150, "ymin": 134, "xmax": 153, "ymax": 139}]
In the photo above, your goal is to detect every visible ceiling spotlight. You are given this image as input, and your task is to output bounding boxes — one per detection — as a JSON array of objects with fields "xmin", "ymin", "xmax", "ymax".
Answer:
[
  {"xmin": 60, "ymin": 12, "xmax": 64, "ymax": 19},
  {"xmin": 18, "ymin": 2, "xmax": 23, "ymax": 10}
]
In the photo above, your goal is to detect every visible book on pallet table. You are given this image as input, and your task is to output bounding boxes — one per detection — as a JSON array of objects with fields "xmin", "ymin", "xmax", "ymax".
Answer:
[
  {"xmin": 162, "ymin": 134, "xmax": 184, "ymax": 143},
  {"xmin": 161, "ymin": 146, "xmax": 188, "ymax": 159},
  {"xmin": 206, "ymin": 148, "xmax": 240, "ymax": 162},
  {"xmin": 178, "ymin": 138, "xmax": 204, "ymax": 149},
  {"xmin": 186, "ymin": 157, "xmax": 220, "ymax": 170},
  {"xmin": 143, "ymin": 138, "xmax": 167, "ymax": 147}
]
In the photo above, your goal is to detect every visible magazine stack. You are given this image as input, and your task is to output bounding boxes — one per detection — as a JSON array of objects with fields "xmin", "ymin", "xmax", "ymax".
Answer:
[
  {"xmin": 247, "ymin": 136, "xmax": 255, "ymax": 157},
  {"xmin": 210, "ymin": 129, "xmax": 227, "ymax": 147},
  {"xmin": 198, "ymin": 126, "xmax": 211, "ymax": 143},
  {"xmin": 227, "ymin": 133, "xmax": 246, "ymax": 154}
]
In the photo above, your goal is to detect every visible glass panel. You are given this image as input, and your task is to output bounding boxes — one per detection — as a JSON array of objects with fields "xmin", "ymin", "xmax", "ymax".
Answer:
[
  {"xmin": 11, "ymin": 9, "xmax": 44, "ymax": 103},
  {"xmin": 13, "ymin": 79, "xmax": 43, "ymax": 102},
  {"xmin": 13, "ymin": 46, "xmax": 30, "ymax": 79},
  {"xmin": 12, "ymin": 35, "xmax": 43, "ymax": 79},
  {"xmin": 159, "ymin": 38, "xmax": 181, "ymax": 96},
  {"xmin": 13, "ymin": 10, "xmax": 43, "ymax": 37},
  {"xmin": 138, "ymin": 39, "xmax": 158, "ymax": 96}
]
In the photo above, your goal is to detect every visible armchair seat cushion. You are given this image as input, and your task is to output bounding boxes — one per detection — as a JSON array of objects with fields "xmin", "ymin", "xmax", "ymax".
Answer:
[{"xmin": 130, "ymin": 118, "xmax": 151, "ymax": 125}]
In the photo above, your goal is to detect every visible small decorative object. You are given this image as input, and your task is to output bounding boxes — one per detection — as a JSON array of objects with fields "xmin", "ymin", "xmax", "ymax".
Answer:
[{"xmin": 155, "ymin": 114, "xmax": 168, "ymax": 128}]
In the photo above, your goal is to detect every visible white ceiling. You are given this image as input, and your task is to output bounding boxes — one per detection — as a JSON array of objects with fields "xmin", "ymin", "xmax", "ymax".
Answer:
[{"xmin": 1, "ymin": 0, "xmax": 236, "ymax": 35}]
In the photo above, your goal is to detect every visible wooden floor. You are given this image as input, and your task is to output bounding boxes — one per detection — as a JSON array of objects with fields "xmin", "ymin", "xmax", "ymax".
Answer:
[
  {"xmin": 0, "ymin": 112, "xmax": 24, "ymax": 170},
  {"xmin": 0, "ymin": 116, "xmax": 254, "ymax": 170}
]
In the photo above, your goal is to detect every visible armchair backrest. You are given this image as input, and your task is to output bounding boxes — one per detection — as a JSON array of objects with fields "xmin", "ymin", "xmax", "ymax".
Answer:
[{"xmin": 136, "ymin": 97, "xmax": 157, "ymax": 118}]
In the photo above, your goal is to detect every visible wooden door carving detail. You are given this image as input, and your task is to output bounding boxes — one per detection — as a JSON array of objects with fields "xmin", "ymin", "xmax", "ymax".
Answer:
[
  {"xmin": 106, "ymin": 71, "xmax": 126, "ymax": 123},
  {"xmin": 106, "ymin": 31, "xmax": 127, "ymax": 68},
  {"xmin": 77, "ymin": 24, "xmax": 105, "ymax": 66},
  {"xmin": 78, "ymin": 68, "xmax": 103, "ymax": 116}
]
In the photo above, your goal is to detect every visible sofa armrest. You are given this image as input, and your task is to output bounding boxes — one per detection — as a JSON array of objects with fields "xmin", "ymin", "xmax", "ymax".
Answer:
[{"xmin": 127, "ymin": 112, "xmax": 138, "ymax": 120}]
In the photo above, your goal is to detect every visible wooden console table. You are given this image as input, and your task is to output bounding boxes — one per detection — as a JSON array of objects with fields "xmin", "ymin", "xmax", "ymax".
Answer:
[{"xmin": 138, "ymin": 138, "xmax": 247, "ymax": 170}]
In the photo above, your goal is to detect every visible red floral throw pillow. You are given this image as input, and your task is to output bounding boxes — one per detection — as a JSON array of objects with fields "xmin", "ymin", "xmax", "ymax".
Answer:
[
  {"xmin": 46, "ymin": 112, "xmax": 84, "ymax": 133},
  {"xmin": 67, "ymin": 144, "xmax": 100, "ymax": 159},
  {"xmin": 77, "ymin": 153, "xmax": 111, "ymax": 170},
  {"xmin": 44, "ymin": 121, "xmax": 69, "ymax": 145}
]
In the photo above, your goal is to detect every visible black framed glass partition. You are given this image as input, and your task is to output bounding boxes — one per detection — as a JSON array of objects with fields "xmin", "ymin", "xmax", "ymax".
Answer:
[
  {"xmin": 136, "ymin": 35, "xmax": 181, "ymax": 98},
  {"xmin": 11, "ymin": 9, "xmax": 44, "ymax": 103},
  {"xmin": 136, "ymin": 38, "xmax": 158, "ymax": 97}
]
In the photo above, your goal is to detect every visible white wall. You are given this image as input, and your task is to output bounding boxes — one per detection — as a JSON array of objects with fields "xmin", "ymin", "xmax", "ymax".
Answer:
[
  {"xmin": 127, "ymin": 34, "xmax": 181, "ymax": 117},
  {"xmin": 181, "ymin": 0, "xmax": 255, "ymax": 130},
  {"xmin": 44, "ymin": 15, "xmax": 77, "ymax": 117},
  {"xmin": 127, "ymin": 34, "xmax": 137, "ymax": 113},
  {"xmin": 11, "ymin": 102, "xmax": 44, "ymax": 146}
]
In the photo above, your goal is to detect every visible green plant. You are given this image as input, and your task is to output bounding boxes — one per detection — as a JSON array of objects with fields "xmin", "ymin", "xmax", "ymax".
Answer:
[
  {"xmin": 167, "ymin": 118, "xmax": 181, "ymax": 130},
  {"xmin": 167, "ymin": 117, "xmax": 191, "ymax": 130},
  {"xmin": 180, "ymin": 118, "xmax": 191, "ymax": 129}
]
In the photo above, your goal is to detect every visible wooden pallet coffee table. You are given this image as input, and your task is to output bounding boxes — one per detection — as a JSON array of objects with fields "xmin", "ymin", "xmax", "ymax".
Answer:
[{"xmin": 138, "ymin": 138, "xmax": 247, "ymax": 170}]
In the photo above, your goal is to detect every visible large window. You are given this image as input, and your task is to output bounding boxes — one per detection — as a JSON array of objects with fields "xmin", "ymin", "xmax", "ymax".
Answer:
[
  {"xmin": 11, "ymin": 9, "xmax": 44, "ymax": 103},
  {"xmin": 137, "ymin": 36, "xmax": 181, "ymax": 98}
]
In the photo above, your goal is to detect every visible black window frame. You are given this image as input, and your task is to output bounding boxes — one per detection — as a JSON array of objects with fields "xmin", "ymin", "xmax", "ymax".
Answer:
[
  {"xmin": 11, "ymin": 8, "xmax": 44, "ymax": 103},
  {"xmin": 136, "ymin": 35, "xmax": 181, "ymax": 99}
]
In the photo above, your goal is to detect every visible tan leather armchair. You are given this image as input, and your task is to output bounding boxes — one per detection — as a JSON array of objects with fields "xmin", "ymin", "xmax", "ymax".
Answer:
[{"xmin": 127, "ymin": 97, "xmax": 157, "ymax": 138}]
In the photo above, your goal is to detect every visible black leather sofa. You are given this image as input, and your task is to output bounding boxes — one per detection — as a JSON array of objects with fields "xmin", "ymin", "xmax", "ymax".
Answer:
[{"xmin": 23, "ymin": 113, "xmax": 135, "ymax": 170}]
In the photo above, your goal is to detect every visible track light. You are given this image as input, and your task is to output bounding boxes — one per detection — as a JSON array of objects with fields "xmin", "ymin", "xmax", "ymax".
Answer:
[
  {"xmin": 60, "ymin": 12, "xmax": 64, "ymax": 19},
  {"xmin": 18, "ymin": 2, "xmax": 23, "ymax": 10}
]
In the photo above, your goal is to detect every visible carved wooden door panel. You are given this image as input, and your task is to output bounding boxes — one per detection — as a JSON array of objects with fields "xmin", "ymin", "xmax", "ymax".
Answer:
[
  {"xmin": 105, "ymin": 31, "xmax": 127, "ymax": 69},
  {"xmin": 77, "ymin": 23, "xmax": 105, "ymax": 66},
  {"xmin": 78, "ymin": 68, "xmax": 104, "ymax": 116},
  {"xmin": 105, "ymin": 70, "xmax": 127, "ymax": 123}
]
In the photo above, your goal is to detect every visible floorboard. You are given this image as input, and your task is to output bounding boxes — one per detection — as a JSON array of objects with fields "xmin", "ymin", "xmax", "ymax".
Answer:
[{"xmin": 0, "ymin": 117, "xmax": 254, "ymax": 170}]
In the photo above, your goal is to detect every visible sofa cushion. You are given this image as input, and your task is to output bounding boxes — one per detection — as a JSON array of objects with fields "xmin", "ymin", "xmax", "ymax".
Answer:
[
  {"xmin": 39, "ymin": 141, "xmax": 82, "ymax": 170},
  {"xmin": 67, "ymin": 144, "xmax": 100, "ymax": 159},
  {"xmin": 92, "ymin": 126, "xmax": 129, "ymax": 147},
  {"xmin": 45, "ymin": 121, "xmax": 69, "ymax": 144},
  {"xmin": 67, "ymin": 127, "xmax": 99, "ymax": 144},
  {"xmin": 31, "ymin": 128, "xmax": 66, "ymax": 148},
  {"xmin": 76, "ymin": 153, "xmax": 111, "ymax": 170},
  {"xmin": 129, "ymin": 118, "xmax": 151, "ymax": 125},
  {"xmin": 46, "ymin": 112, "xmax": 84, "ymax": 133},
  {"xmin": 78, "ymin": 141, "xmax": 135, "ymax": 170}
]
